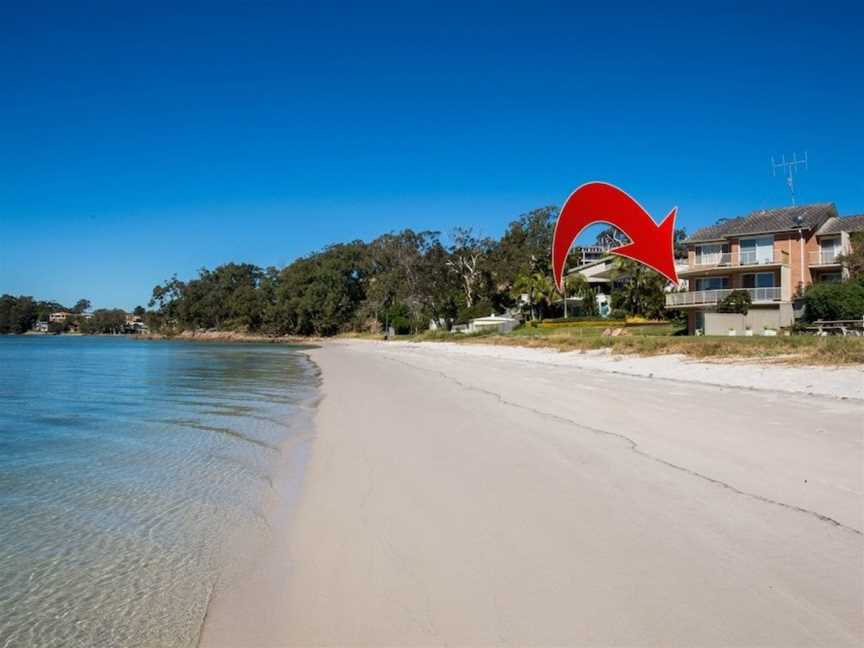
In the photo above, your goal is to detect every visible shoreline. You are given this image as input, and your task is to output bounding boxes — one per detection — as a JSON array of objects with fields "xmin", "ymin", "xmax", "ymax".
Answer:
[
  {"xmin": 200, "ymin": 340, "xmax": 863, "ymax": 647},
  {"xmin": 196, "ymin": 346, "xmax": 321, "ymax": 647}
]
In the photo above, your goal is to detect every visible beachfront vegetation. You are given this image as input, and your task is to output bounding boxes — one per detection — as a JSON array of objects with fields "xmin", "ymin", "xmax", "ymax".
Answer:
[
  {"xmin": 79, "ymin": 309, "xmax": 130, "ymax": 335},
  {"xmin": 801, "ymin": 277, "xmax": 864, "ymax": 322},
  {"xmin": 139, "ymin": 206, "xmax": 639, "ymax": 336},
  {"xmin": 0, "ymin": 296, "xmax": 82, "ymax": 334},
  {"xmin": 716, "ymin": 289, "xmax": 752, "ymax": 315},
  {"xmin": 433, "ymin": 326, "xmax": 864, "ymax": 364}
]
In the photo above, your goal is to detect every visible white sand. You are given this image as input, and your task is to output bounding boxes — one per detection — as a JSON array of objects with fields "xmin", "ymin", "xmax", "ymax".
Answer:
[{"xmin": 202, "ymin": 340, "xmax": 863, "ymax": 647}]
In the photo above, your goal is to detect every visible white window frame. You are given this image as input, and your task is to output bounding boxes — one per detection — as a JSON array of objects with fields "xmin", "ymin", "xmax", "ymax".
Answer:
[
  {"xmin": 696, "ymin": 243, "xmax": 728, "ymax": 265},
  {"xmin": 738, "ymin": 235, "xmax": 774, "ymax": 265}
]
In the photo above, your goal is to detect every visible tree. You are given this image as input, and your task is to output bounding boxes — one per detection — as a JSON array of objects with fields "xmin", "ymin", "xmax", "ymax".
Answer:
[
  {"xmin": 674, "ymin": 228, "xmax": 688, "ymax": 259},
  {"xmin": 837, "ymin": 232, "xmax": 864, "ymax": 278},
  {"xmin": 149, "ymin": 275, "xmax": 186, "ymax": 326},
  {"xmin": 801, "ymin": 278, "xmax": 864, "ymax": 321},
  {"xmin": 272, "ymin": 243, "xmax": 369, "ymax": 336},
  {"xmin": 133, "ymin": 305, "xmax": 146, "ymax": 317},
  {"xmin": 363, "ymin": 230, "xmax": 445, "ymax": 333},
  {"xmin": 561, "ymin": 272, "xmax": 596, "ymax": 318},
  {"xmin": 72, "ymin": 299, "xmax": 91, "ymax": 314},
  {"xmin": 716, "ymin": 290, "xmax": 751, "ymax": 314},
  {"xmin": 0, "ymin": 295, "xmax": 38, "ymax": 334},
  {"xmin": 512, "ymin": 273, "xmax": 554, "ymax": 321},
  {"xmin": 446, "ymin": 227, "xmax": 493, "ymax": 309},
  {"xmin": 610, "ymin": 259, "xmax": 667, "ymax": 319},
  {"xmin": 594, "ymin": 226, "xmax": 628, "ymax": 249},
  {"xmin": 487, "ymin": 207, "xmax": 556, "ymax": 294},
  {"xmin": 80, "ymin": 309, "xmax": 128, "ymax": 334}
]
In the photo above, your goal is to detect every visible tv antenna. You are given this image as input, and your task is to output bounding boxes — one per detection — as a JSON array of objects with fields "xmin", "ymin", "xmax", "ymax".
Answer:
[{"xmin": 771, "ymin": 152, "xmax": 808, "ymax": 206}]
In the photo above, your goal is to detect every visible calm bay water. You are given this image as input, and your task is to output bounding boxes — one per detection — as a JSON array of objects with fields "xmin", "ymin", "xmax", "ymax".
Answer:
[{"xmin": 0, "ymin": 336, "xmax": 318, "ymax": 648}]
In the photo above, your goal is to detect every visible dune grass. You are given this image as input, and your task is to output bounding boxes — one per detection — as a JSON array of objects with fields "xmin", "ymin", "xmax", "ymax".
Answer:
[{"xmin": 405, "ymin": 324, "xmax": 864, "ymax": 365}]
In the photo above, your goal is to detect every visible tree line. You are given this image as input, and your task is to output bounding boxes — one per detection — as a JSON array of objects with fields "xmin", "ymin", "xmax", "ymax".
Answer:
[
  {"xmin": 0, "ymin": 297, "xmax": 90, "ymax": 334},
  {"xmin": 143, "ymin": 207, "xmax": 683, "ymax": 336},
  {"xmin": 0, "ymin": 296, "xmax": 148, "ymax": 335}
]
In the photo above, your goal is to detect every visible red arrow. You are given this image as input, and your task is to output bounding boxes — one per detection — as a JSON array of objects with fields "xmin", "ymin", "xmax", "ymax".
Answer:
[{"xmin": 551, "ymin": 182, "xmax": 678, "ymax": 291}]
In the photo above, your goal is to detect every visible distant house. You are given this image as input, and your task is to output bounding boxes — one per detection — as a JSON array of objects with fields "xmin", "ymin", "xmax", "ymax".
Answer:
[
  {"xmin": 569, "ymin": 255, "xmax": 689, "ymax": 317},
  {"xmin": 666, "ymin": 204, "xmax": 864, "ymax": 335},
  {"xmin": 124, "ymin": 314, "xmax": 149, "ymax": 334},
  {"xmin": 34, "ymin": 321, "xmax": 49, "ymax": 333},
  {"xmin": 467, "ymin": 313, "xmax": 520, "ymax": 334},
  {"xmin": 49, "ymin": 311, "xmax": 71, "ymax": 323},
  {"xmin": 572, "ymin": 244, "xmax": 613, "ymax": 266}
]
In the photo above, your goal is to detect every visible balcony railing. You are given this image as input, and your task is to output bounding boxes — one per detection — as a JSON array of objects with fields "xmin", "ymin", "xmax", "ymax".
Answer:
[
  {"xmin": 809, "ymin": 249, "xmax": 843, "ymax": 265},
  {"xmin": 666, "ymin": 287, "xmax": 782, "ymax": 307},
  {"xmin": 692, "ymin": 250, "xmax": 788, "ymax": 268}
]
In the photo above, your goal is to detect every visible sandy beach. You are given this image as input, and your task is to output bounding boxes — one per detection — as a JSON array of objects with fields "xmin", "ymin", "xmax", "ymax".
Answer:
[{"xmin": 201, "ymin": 340, "xmax": 863, "ymax": 647}]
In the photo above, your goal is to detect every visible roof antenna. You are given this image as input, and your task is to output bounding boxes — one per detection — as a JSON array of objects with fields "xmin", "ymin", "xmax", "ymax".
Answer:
[{"xmin": 771, "ymin": 152, "xmax": 808, "ymax": 206}]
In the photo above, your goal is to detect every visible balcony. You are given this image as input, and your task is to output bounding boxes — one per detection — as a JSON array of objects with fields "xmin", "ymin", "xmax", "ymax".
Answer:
[
  {"xmin": 809, "ymin": 249, "xmax": 843, "ymax": 266},
  {"xmin": 690, "ymin": 249, "xmax": 788, "ymax": 270},
  {"xmin": 666, "ymin": 287, "xmax": 783, "ymax": 308}
]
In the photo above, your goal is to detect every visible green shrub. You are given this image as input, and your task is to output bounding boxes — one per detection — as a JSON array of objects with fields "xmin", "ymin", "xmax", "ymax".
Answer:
[
  {"xmin": 716, "ymin": 289, "xmax": 751, "ymax": 314},
  {"xmin": 802, "ymin": 278, "xmax": 864, "ymax": 321}
]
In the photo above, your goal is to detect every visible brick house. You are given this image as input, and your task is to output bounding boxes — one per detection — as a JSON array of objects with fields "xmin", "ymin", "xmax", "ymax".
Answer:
[{"xmin": 666, "ymin": 204, "xmax": 863, "ymax": 334}]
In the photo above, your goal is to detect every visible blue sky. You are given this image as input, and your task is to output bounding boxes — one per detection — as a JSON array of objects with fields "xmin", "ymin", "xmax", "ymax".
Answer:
[{"xmin": 2, "ymin": 2, "xmax": 863, "ymax": 309}]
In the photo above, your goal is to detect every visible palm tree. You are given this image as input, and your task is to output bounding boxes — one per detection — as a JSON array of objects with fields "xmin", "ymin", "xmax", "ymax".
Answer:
[
  {"xmin": 561, "ymin": 272, "xmax": 594, "ymax": 318},
  {"xmin": 610, "ymin": 258, "xmax": 667, "ymax": 319},
  {"xmin": 512, "ymin": 272, "xmax": 554, "ymax": 321}
]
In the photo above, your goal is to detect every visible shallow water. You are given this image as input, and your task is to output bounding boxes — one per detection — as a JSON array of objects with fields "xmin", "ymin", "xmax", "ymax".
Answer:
[{"xmin": 0, "ymin": 336, "xmax": 318, "ymax": 648}]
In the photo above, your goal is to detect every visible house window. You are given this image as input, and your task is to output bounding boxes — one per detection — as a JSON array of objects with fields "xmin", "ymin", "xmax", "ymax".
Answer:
[
  {"xmin": 696, "ymin": 244, "xmax": 728, "ymax": 265},
  {"xmin": 741, "ymin": 272, "xmax": 775, "ymax": 289},
  {"xmin": 695, "ymin": 276, "xmax": 730, "ymax": 291},
  {"xmin": 818, "ymin": 237, "xmax": 840, "ymax": 264},
  {"xmin": 818, "ymin": 272, "xmax": 842, "ymax": 283},
  {"xmin": 739, "ymin": 237, "xmax": 774, "ymax": 264}
]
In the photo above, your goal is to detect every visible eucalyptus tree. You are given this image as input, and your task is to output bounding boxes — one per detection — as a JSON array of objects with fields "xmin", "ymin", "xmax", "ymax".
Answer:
[{"xmin": 446, "ymin": 227, "xmax": 494, "ymax": 309}]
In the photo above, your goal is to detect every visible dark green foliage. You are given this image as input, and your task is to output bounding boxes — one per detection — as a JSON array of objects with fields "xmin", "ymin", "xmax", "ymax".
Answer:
[
  {"xmin": 79, "ymin": 309, "xmax": 128, "ymax": 334},
  {"xmin": 270, "ymin": 243, "xmax": 368, "ymax": 336},
  {"xmin": 716, "ymin": 290, "xmax": 752, "ymax": 314},
  {"xmin": 487, "ymin": 207, "xmax": 556, "ymax": 290},
  {"xmin": 610, "ymin": 259, "xmax": 667, "ymax": 319},
  {"xmin": 72, "ymin": 299, "xmax": 91, "ymax": 314},
  {"xmin": 136, "ymin": 205, "xmax": 681, "ymax": 337},
  {"xmin": 802, "ymin": 278, "xmax": 864, "ymax": 321},
  {"xmin": 674, "ymin": 228, "xmax": 688, "ymax": 259},
  {"xmin": 0, "ymin": 295, "xmax": 68, "ymax": 334},
  {"xmin": 382, "ymin": 303, "xmax": 413, "ymax": 335}
]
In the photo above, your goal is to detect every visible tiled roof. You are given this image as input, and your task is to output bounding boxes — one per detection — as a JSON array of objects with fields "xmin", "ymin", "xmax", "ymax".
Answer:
[
  {"xmin": 686, "ymin": 203, "xmax": 837, "ymax": 243},
  {"xmin": 817, "ymin": 214, "xmax": 864, "ymax": 235}
]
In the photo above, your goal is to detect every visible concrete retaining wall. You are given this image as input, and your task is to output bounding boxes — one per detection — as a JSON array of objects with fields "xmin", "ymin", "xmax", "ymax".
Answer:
[{"xmin": 702, "ymin": 304, "xmax": 794, "ymax": 335}]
